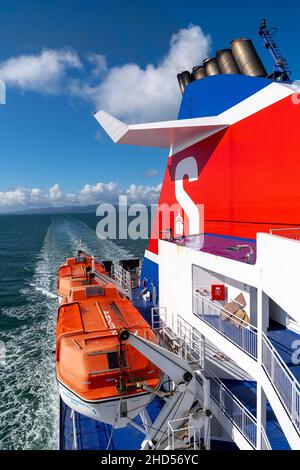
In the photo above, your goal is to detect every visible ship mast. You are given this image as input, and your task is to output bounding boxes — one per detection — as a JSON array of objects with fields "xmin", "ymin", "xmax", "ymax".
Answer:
[{"xmin": 259, "ymin": 18, "xmax": 292, "ymax": 81}]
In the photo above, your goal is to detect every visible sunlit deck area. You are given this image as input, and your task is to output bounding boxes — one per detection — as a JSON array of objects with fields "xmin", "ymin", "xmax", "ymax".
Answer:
[{"xmin": 169, "ymin": 233, "xmax": 256, "ymax": 264}]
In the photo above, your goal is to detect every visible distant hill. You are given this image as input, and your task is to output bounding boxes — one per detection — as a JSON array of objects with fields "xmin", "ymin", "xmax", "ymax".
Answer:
[
  {"xmin": 1, "ymin": 205, "xmax": 99, "ymax": 215},
  {"xmin": 1, "ymin": 203, "xmax": 155, "ymax": 216}
]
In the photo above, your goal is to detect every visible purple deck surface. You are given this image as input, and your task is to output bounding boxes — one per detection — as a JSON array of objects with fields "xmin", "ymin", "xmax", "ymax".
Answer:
[{"xmin": 170, "ymin": 233, "xmax": 257, "ymax": 264}]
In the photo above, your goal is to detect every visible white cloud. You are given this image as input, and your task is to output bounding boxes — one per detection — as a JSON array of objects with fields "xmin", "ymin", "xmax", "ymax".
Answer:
[
  {"xmin": 79, "ymin": 182, "xmax": 119, "ymax": 204},
  {"xmin": 143, "ymin": 169, "xmax": 159, "ymax": 178},
  {"xmin": 0, "ymin": 48, "xmax": 82, "ymax": 94},
  {"xmin": 0, "ymin": 25, "xmax": 211, "ymax": 120},
  {"xmin": 126, "ymin": 183, "xmax": 162, "ymax": 203},
  {"xmin": 87, "ymin": 53, "xmax": 107, "ymax": 76},
  {"xmin": 0, "ymin": 181, "xmax": 162, "ymax": 212},
  {"xmin": 73, "ymin": 24, "xmax": 211, "ymax": 122}
]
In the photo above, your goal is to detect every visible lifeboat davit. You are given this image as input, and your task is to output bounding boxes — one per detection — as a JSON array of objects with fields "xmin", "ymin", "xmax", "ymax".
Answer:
[{"xmin": 56, "ymin": 251, "xmax": 162, "ymax": 428}]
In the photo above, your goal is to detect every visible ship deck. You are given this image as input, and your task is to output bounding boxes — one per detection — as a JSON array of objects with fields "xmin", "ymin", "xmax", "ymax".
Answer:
[{"xmin": 170, "ymin": 233, "xmax": 256, "ymax": 264}]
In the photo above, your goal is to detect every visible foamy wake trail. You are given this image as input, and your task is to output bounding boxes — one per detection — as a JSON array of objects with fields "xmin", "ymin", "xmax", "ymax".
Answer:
[
  {"xmin": 29, "ymin": 284, "xmax": 57, "ymax": 299},
  {"xmin": 0, "ymin": 215, "xmax": 135, "ymax": 450}
]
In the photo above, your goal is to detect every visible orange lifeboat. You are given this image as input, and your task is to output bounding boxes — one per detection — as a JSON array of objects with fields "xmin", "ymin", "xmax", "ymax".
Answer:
[{"xmin": 56, "ymin": 251, "xmax": 162, "ymax": 427}]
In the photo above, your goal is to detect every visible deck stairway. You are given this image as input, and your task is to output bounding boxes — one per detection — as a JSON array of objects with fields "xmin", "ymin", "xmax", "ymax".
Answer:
[
  {"xmin": 267, "ymin": 321, "xmax": 300, "ymax": 382},
  {"xmin": 192, "ymin": 293, "xmax": 300, "ymax": 448},
  {"xmin": 151, "ymin": 308, "xmax": 271, "ymax": 449},
  {"xmin": 222, "ymin": 380, "xmax": 290, "ymax": 450}
]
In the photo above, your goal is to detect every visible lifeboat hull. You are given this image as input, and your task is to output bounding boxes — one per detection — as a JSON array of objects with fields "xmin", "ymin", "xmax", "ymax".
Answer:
[{"xmin": 59, "ymin": 382, "xmax": 155, "ymax": 427}]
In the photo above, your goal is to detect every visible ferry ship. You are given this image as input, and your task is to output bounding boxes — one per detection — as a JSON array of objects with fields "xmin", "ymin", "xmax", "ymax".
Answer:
[{"xmin": 59, "ymin": 21, "xmax": 300, "ymax": 450}]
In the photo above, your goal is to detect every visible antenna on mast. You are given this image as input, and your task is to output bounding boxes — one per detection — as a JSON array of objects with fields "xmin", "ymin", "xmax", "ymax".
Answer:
[{"xmin": 259, "ymin": 19, "xmax": 292, "ymax": 82}]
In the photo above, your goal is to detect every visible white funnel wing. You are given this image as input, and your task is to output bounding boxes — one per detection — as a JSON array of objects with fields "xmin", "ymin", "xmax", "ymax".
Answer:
[
  {"xmin": 94, "ymin": 110, "xmax": 228, "ymax": 150},
  {"xmin": 94, "ymin": 110, "xmax": 128, "ymax": 143}
]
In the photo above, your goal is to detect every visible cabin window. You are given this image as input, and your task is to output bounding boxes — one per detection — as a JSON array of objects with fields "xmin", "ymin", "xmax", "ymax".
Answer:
[
  {"xmin": 107, "ymin": 351, "xmax": 127, "ymax": 369},
  {"xmin": 86, "ymin": 286, "xmax": 104, "ymax": 297},
  {"xmin": 107, "ymin": 352, "xmax": 118, "ymax": 369}
]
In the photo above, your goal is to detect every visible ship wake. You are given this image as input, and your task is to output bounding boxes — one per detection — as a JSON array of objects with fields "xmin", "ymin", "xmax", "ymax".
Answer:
[{"xmin": 0, "ymin": 215, "xmax": 135, "ymax": 450}]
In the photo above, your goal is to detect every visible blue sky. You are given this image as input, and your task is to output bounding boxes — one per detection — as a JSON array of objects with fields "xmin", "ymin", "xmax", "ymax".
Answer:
[{"xmin": 0, "ymin": 0, "xmax": 299, "ymax": 211}]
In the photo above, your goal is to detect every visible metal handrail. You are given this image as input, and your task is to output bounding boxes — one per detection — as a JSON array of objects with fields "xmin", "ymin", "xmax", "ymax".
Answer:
[
  {"xmin": 194, "ymin": 293, "xmax": 300, "ymax": 434},
  {"xmin": 77, "ymin": 250, "xmax": 141, "ymax": 294},
  {"xmin": 177, "ymin": 314, "xmax": 204, "ymax": 369},
  {"xmin": 210, "ymin": 372, "xmax": 256, "ymax": 420},
  {"xmin": 194, "ymin": 292, "xmax": 257, "ymax": 329},
  {"xmin": 151, "ymin": 308, "xmax": 203, "ymax": 369},
  {"xmin": 153, "ymin": 308, "xmax": 271, "ymax": 449},
  {"xmin": 209, "ymin": 372, "xmax": 271, "ymax": 449},
  {"xmin": 193, "ymin": 293, "xmax": 258, "ymax": 359},
  {"xmin": 262, "ymin": 332, "xmax": 300, "ymax": 434},
  {"xmin": 261, "ymin": 425, "xmax": 272, "ymax": 450},
  {"xmin": 151, "ymin": 306, "xmax": 167, "ymax": 331},
  {"xmin": 262, "ymin": 332, "xmax": 297, "ymax": 383},
  {"xmin": 208, "ymin": 371, "xmax": 257, "ymax": 448},
  {"xmin": 194, "ymin": 294, "xmax": 300, "ymax": 432}
]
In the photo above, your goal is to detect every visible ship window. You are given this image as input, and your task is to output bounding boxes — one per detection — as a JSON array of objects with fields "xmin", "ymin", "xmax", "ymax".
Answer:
[
  {"xmin": 107, "ymin": 351, "xmax": 127, "ymax": 369},
  {"xmin": 86, "ymin": 286, "xmax": 104, "ymax": 297},
  {"xmin": 76, "ymin": 257, "xmax": 86, "ymax": 263}
]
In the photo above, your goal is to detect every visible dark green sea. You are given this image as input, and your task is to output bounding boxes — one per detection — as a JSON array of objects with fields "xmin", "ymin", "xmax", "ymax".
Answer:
[{"xmin": 0, "ymin": 213, "xmax": 148, "ymax": 450}]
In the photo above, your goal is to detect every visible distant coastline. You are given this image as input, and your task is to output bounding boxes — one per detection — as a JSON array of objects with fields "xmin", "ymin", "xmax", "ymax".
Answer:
[{"xmin": 0, "ymin": 205, "xmax": 99, "ymax": 215}]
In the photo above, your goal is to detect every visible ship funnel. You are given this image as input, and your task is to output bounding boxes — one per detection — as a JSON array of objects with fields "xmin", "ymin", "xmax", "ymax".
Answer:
[
  {"xmin": 216, "ymin": 49, "xmax": 240, "ymax": 74},
  {"xmin": 192, "ymin": 65, "xmax": 205, "ymax": 81},
  {"xmin": 203, "ymin": 57, "xmax": 221, "ymax": 76},
  {"xmin": 230, "ymin": 38, "xmax": 267, "ymax": 77},
  {"xmin": 177, "ymin": 71, "xmax": 192, "ymax": 94}
]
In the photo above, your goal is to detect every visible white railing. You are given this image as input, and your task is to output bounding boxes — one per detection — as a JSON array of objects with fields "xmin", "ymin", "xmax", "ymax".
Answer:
[
  {"xmin": 208, "ymin": 373, "xmax": 257, "ymax": 448},
  {"xmin": 194, "ymin": 292, "xmax": 300, "ymax": 435},
  {"xmin": 261, "ymin": 425, "xmax": 272, "ymax": 450},
  {"xmin": 151, "ymin": 308, "xmax": 203, "ymax": 370},
  {"xmin": 152, "ymin": 307, "xmax": 272, "ymax": 449},
  {"xmin": 177, "ymin": 314, "xmax": 204, "ymax": 369},
  {"xmin": 167, "ymin": 417, "xmax": 199, "ymax": 450},
  {"xmin": 197, "ymin": 368, "xmax": 272, "ymax": 449},
  {"xmin": 193, "ymin": 293, "xmax": 258, "ymax": 359},
  {"xmin": 151, "ymin": 306, "xmax": 168, "ymax": 331},
  {"xmin": 208, "ymin": 373, "xmax": 271, "ymax": 449},
  {"xmin": 262, "ymin": 333, "xmax": 300, "ymax": 434},
  {"xmin": 111, "ymin": 264, "xmax": 140, "ymax": 293}
]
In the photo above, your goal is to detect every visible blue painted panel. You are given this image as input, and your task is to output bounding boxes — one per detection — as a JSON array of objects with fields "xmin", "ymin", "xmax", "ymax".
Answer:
[
  {"xmin": 139, "ymin": 255, "xmax": 159, "ymax": 302},
  {"xmin": 178, "ymin": 75, "xmax": 271, "ymax": 119},
  {"xmin": 60, "ymin": 397, "xmax": 165, "ymax": 450}
]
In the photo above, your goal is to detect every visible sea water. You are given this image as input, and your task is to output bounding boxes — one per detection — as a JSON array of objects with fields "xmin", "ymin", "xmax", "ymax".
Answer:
[{"xmin": 0, "ymin": 214, "xmax": 147, "ymax": 449}]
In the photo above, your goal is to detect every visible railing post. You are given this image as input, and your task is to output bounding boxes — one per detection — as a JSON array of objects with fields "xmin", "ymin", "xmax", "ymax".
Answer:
[
  {"xmin": 242, "ymin": 324, "xmax": 245, "ymax": 351},
  {"xmin": 201, "ymin": 334, "xmax": 205, "ymax": 370},
  {"xmin": 256, "ymin": 288, "xmax": 268, "ymax": 449},
  {"xmin": 271, "ymin": 349, "xmax": 275, "ymax": 382},
  {"xmin": 219, "ymin": 384, "xmax": 224, "ymax": 410},
  {"xmin": 292, "ymin": 382, "xmax": 296, "ymax": 426}
]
